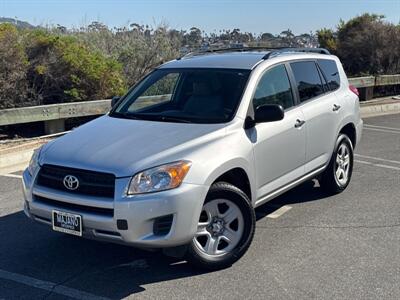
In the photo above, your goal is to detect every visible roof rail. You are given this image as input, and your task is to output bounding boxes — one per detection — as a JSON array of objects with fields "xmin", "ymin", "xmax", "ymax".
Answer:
[
  {"xmin": 177, "ymin": 47, "xmax": 330, "ymax": 61},
  {"xmin": 177, "ymin": 46, "xmax": 289, "ymax": 60},
  {"xmin": 203, "ymin": 46, "xmax": 278, "ymax": 53},
  {"xmin": 262, "ymin": 47, "xmax": 330, "ymax": 59}
]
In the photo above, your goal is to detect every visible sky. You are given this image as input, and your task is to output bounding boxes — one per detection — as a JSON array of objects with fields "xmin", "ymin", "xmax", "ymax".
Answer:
[{"xmin": 1, "ymin": 0, "xmax": 399, "ymax": 35}]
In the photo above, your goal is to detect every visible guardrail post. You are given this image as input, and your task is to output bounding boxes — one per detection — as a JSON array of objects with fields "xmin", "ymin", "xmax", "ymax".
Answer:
[
  {"xmin": 366, "ymin": 86, "xmax": 374, "ymax": 100},
  {"xmin": 348, "ymin": 76, "xmax": 375, "ymax": 101},
  {"xmin": 44, "ymin": 119, "xmax": 65, "ymax": 134},
  {"xmin": 359, "ymin": 86, "xmax": 374, "ymax": 101}
]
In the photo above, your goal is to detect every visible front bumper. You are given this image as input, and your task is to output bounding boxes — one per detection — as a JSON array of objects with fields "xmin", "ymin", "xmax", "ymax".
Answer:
[{"xmin": 23, "ymin": 169, "xmax": 208, "ymax": 247}]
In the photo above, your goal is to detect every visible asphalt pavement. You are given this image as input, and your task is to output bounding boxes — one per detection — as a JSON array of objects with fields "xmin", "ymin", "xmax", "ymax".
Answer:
[{"xmin": 0, "ymin": 113, "xmax": 399, "ymax": 299}]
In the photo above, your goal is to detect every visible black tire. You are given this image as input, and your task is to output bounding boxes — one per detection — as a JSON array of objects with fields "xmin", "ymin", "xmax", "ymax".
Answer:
[
  {"xmin": 320, "ymin": 134, "xmax": 354, "ymax": 194},
  {"xmin": 186, "ymin": 182, "xmax": 256, "ymax": 270}
]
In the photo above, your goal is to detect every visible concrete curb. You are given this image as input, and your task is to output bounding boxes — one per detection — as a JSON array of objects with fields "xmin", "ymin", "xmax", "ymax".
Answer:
[
  {"xmin": 0, "ymin": 140, "xmax": 48, "ymax": 174},
  {"xmin": 0, "ymin": 148, "xmax": 34, "ymax": 174},
  {"xmin": 360, "ymin": 101, "xmax": 400, "ymax": 118}
]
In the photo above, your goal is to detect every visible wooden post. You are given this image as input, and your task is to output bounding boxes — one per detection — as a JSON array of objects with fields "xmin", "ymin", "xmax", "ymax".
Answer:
[
  {"xmin": 359, "ymin": 86, "xmax": 374, "ymax": 101},
  {"xmin": 44, "ymin": 119, "xmax": 65, "ymax": 134},
  {"xmin": 365, "ymin": 86, "xmax": 374, "ymax": 100}
]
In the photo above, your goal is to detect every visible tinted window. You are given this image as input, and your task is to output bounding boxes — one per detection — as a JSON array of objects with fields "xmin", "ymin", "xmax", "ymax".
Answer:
[
  {"xmin": 112, "ymin": 69, "xmax": 250, "ymax": 124},
  {"xmin": 253, "ymin": 65, "xmax": 294, "ymax": 110},
  {"xmin": 317, "ymin": 66, "xmax": 329, "ymax": 92},
  {"xmin": 128, "ymin": 73, "xmax": 179, "ymax": 111},
  {"xmin": 290, "ymin": 61, "xmax": 324, "ymax": 102},
  {"xmin": 318, "ymin": 59, "xmax": 340, "ymax": 91}
]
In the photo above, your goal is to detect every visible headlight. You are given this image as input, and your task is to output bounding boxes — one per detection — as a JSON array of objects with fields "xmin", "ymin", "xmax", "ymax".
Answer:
[
  {"xmin": 28, "ymin": 147, "xmax": 41, "ymax": 176},
  {"xmin": 127, "ymin": 161, "xmax": 191, "ymax": 195}
]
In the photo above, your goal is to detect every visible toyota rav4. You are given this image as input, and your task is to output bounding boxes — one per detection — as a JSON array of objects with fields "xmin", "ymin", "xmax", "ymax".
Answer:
[{"xmin": 23, "ymin": 48, "xmax": 363, "ymax": 269}]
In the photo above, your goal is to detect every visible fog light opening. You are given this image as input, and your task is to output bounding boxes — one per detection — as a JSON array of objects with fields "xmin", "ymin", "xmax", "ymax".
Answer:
[{"xmin": 153, "ymin": 214, "xmax": 174, "ymax": 236}]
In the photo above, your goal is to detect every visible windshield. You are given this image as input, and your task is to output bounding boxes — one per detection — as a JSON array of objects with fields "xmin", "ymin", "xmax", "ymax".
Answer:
[{"xmin": 110, "ymin": 68, "xmax": 250, "ymax": 124}]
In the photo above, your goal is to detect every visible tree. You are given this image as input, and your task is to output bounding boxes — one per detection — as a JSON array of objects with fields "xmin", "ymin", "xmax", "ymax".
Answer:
[
  {"xmin": 0, "ymin": 24, "xmax": 31, "ymax": 108},
  {"xmin": 317, "ymin": 28, "xmax": 337, "ymax": 53},
  {"xmin": 24, "ymin": 29, "xmax": 126, "ymax": 105},
  {"xmin": 280, "ymin": 29, "xmax": 296, "ymax": 46},
  {"xmin": 187, "ymin": 27, "xmax": 202, "ymax": 47},
  {"xmin": 87, "ymin": 21, "xmax": 108, "ymax": 32},
  {"xmin": 336, "ymin": 14, "xmax": 400, "ymax": 75},
  {"xmin": 261, "ymin": 32, "xmax": 275, "ymax": 41}
]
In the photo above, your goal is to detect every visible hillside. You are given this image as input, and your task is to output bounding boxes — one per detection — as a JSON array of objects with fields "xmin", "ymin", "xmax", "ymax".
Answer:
[{"xmin": 0, "ymin": 17, "xmax": 35, "ymax": 29}]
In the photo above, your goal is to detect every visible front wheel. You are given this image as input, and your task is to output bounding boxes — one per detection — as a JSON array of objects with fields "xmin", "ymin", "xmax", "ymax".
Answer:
[
  {"xmin": 186, "ymin": 182, "xmax": 255, "ymax": 270},
  {"xmin": 320, "ymin": 134, "xmax": 354, "ymax": 194}
]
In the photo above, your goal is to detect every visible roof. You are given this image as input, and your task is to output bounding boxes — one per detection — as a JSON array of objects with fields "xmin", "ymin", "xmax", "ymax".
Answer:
[
  {"xmin": 159, "ymin": 51, "xmax": 268, "ymax": 70},
  {"xmin": 158, "ymin": 48, "xmax": 332, "ymax": 70}
]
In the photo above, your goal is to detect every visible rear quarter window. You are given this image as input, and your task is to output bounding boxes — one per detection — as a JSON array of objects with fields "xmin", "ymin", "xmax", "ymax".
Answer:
[
  {"xmin": 317, "ymin": 59, "xmax": 340, "ymax": 91},
  {"xmin": 290, "ymin": 61, "xmax": 324, "ymax": 102}
]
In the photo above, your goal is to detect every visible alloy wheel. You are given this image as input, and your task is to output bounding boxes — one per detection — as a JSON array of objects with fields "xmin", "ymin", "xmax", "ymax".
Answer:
[
  {"xmin": 334, "ymin": 143, "xmax": 351, "ymax": 186},
  {"xmin": 193, "ymin": 199, "xmax": 244, "ymax": 257}
]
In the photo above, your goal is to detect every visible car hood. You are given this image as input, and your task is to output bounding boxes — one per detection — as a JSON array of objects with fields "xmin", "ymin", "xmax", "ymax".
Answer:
[{"xmin": 40, "ymin": 115, "xmax": 226, "ymax": 177}]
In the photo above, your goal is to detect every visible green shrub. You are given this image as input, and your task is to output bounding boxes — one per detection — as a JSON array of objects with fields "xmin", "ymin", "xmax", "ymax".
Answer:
[
  {"xmin": 1, "ymin": 16, "xmax": 399, "ymax": 109},
  {"xmin": 24, "ymin": 30, "xmax": 126, "ymax": 105},
  {"xmin": 318, "ymin": 14, "xmax": 400, "ymax": 76},
  {"xmin": 0, "ymin": 24, "xmax": 31, "ymax": 108}
]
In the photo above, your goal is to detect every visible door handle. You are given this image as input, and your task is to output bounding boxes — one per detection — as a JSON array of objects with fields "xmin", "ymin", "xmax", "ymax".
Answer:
[
  {"xmin": 333, "ymin": 104, "xmax": 341, "ymax": 111},
  {"xmin": 294, "ymin": 119, "xmax": 306, "ymax": 128}
]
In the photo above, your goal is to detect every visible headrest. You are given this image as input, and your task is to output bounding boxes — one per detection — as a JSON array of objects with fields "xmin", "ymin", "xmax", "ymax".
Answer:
[{"xmin": 193, "ymin": 81, "xmax": 212, "ymax": 96}]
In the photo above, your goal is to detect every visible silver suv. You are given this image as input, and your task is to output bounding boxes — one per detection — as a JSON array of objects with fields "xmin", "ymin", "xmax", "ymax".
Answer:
[{"xmin": 23, "ymin": 48, "xmax": 363, "ymax": 269}]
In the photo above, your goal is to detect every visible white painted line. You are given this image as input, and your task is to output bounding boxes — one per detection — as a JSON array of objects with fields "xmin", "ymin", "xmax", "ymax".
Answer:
[
  {"xmin": 266, "ymin": 205, "xmax": 292, "ymax": 219},
  {"xmin": 355, "ymin": 160, "xmax": 400, "ymax": 171},
  {"xmin": 0, "ymin": 269, "xmax": 109, "ymax": 300},
  {"xmin": 363, "ymin": 127, "xmax": 400, "ymax": 134},
  {"xmin": 364, "ymin": 124, "xmax": 400, "ymax": 131},
  {"xmin": 169, "ymin": 261, "xmax": 187, "ymax": 266},
  {"xmin": 111, "ymin": 259, "xmax": 148, "ymax": 269},
  {"xmin": 355, "ymin": 154, "xmax": 400, "ymax": 165},
  {"xmin": 0, "ymin": 173, "xmax": 22, "ymax": 179}
]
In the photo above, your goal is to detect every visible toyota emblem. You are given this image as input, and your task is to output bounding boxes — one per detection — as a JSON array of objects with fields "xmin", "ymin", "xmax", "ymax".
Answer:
[{"xmin": 63, "ymin": 175, "xmax": 79, "ymax": 190}]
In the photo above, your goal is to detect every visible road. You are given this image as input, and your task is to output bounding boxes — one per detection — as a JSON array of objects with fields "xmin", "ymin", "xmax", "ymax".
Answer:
[{"xmin": 0, "ymin": 114, "xmax": 399, "ymax": 299}]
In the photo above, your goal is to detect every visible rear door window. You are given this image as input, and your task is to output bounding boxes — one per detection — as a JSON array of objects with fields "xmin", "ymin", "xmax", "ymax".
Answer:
[
  {"xmin": 317, "ymin": 59, "xmax": 340, "ymax": 91},
  {"xmin": 290, "ymin": 61, "xmax": 324, "ymax": 102}
]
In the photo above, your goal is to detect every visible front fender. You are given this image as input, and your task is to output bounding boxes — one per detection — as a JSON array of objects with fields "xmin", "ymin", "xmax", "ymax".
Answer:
[
  {"xmin": 205, "ymin": 157, "xmax": 255, "ymax": 196},
  {"xmin": 182, "ymin": 119, "xmax": 256, "ymax": 204}
]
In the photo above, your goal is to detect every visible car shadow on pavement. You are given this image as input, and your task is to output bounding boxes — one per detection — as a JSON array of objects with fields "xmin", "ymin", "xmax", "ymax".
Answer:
[
  {"xmin": 255, "ymin": 179, "xmax": 327, "ymax": 220},
  {"xmin": 0, "ymin": 211, "xmax": 208, "ymax": 298},
  {"xmin": 0, "ymin": 180, "xmax": 325, "ymax": 298}
]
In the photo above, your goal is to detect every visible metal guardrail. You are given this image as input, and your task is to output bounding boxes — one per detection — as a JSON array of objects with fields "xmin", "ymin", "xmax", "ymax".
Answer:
[
  {"xmin": 348, "ymin": 76, "xmax": 375, "ymax": 88},
  {"xmin": 0, "ymin": 100, "xmax": 111, "ymax": 126},
  {"xmin": 374, "ymin": 74, "xmax": 400, "ymax": 86},
  {"xmin": 348, "ymin": 74, "xmax": 400, "ymax": 88},
  {"xmin": 0, "ymin": 75, "xmax": 399, "ymax": 131},
  {"xmin": 348, "ymin": 74, "xmax": 400, "ymax": 102}
]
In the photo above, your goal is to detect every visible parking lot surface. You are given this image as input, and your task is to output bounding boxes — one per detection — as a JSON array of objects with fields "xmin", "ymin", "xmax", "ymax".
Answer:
[{"xmin": 0, "ymin": 113, "xmax": 399, "ymax": 299}]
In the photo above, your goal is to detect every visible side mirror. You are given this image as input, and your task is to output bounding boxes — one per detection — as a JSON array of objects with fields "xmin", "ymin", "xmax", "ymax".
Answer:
[
  {"xmin": 111, "ymin": 96, "xmax": 120, "ymax": 108},
  {"xmin": 254, "ymin": 104, "xmax": 284, "ymax": 123}
]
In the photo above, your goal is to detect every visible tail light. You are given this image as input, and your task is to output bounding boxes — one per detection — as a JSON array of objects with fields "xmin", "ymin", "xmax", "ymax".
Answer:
[{"xmin": 349, "ymin": 85, "xmax": 359, "ymax": 96}]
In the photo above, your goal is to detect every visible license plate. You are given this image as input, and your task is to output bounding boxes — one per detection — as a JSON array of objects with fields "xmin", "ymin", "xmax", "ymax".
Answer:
[{"xmin": 52, "ymin": 210, "xmax": 82, "ymax": 236}]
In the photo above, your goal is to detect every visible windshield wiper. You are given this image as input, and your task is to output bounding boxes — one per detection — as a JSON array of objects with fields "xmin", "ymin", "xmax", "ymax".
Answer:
[
  {"xmin": 125, "ymin": 113, "xmax": 193, "ymax": 123},
  {"xmin": 110, "ymin": 111, "xmax": 146, "ymax": 120},
  {"xmin": 157, "ymin": 115, "xmax": 193, "ymax": 123},
  {"xmin": 110, "ymin": 112, "xmax": 193, "ymax": 123}
]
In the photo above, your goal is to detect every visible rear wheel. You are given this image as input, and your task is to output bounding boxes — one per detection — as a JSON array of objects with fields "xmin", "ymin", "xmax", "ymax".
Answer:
[
  {"xmin": 186, "ymin": 182, "xmax": 255, "ymax": 270},
  {"xmin": 320, "ymin": 134, "xmax": 354, "ymax": 194}
]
